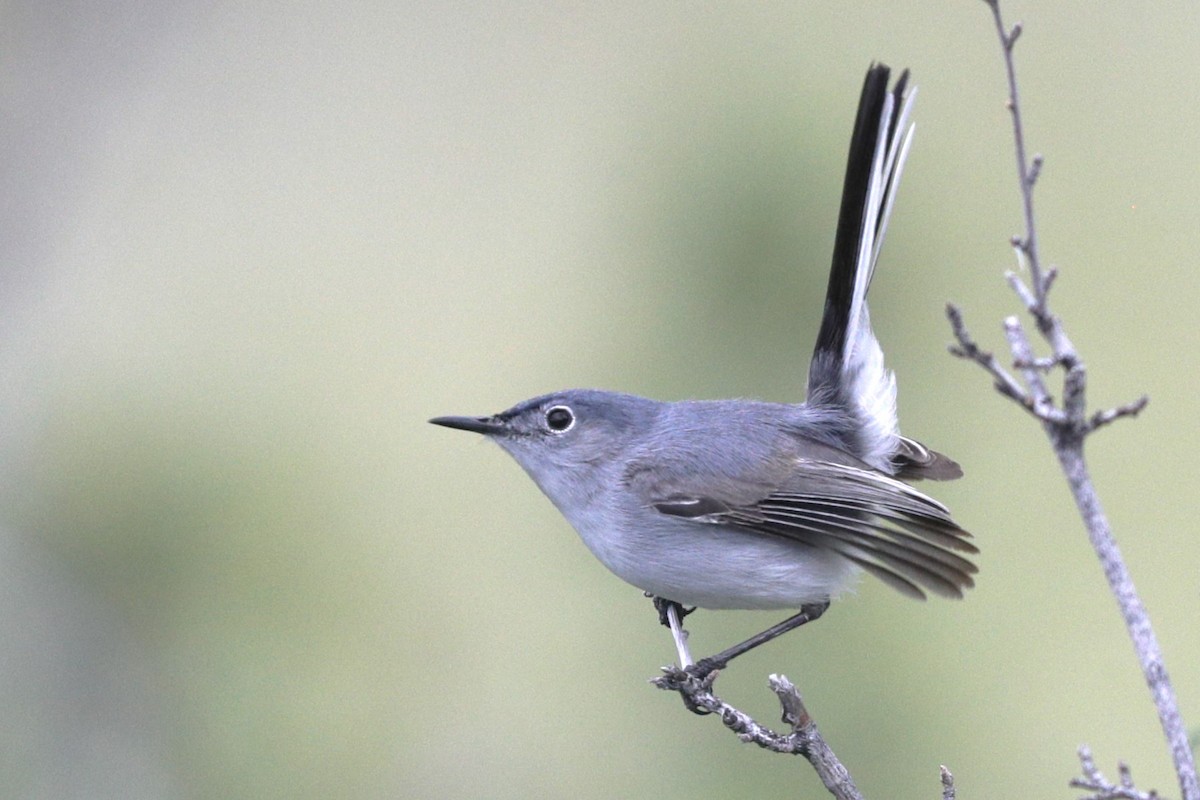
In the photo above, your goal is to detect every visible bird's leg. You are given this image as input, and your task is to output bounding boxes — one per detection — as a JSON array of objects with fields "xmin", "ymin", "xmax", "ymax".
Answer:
[
  {"xmin": 649, "ymin": 595, "xmax": 695, "ymax": 668},
  {"xmin": 665, "ymin": 603, "xmax": 693, "ymax": 669},
  {"xmin": 688, "ymin": 600, "xmax": 830, "ymax": 678}
]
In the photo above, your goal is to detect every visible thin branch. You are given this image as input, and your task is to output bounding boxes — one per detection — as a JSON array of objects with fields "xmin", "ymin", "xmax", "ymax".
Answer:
[
  {"xmin": 1003, "ymin": 316, "xmax": 1061, "ymax": 423},
  {"xmin": 1088, "ymin": 395, "xmax": 1149, "ymax": 434},
  {"xmin": 985, "ymin": 1, "xmax": 1047, "ymax": 310},
  {"xmin": 946, "ymin": 302, "xmax": 1032, "ymax": 408},
  {"xmin": 952, "ymin": 4, "xmax": 1197, "ymax": 800},
  {"xmin": 1006, "ymin": 270, "xmax": 1039, "ymax": 313},
  {"xmin": 1056, "ymin": 448, "xmax": 1195, "ymax": 800},
  {"xmin": 1071, "ymin": 746, "xmax": 1160, "ymax": 800},
  {"xmin": 1028, "ymin": 153, "xmax": 1044, "ymax": 187},
  {"xmin": 941, "ymin": 765, "xmax": 957, "ymax": 800},
  {"xmin": 652, "ymin": 669, "xmax": 864, "ymax": 800}
]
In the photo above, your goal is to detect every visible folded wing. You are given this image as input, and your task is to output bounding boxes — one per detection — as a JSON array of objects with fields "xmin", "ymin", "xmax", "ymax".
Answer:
[{"xmin": 652, "ymin": 459, "xmax": 976, "ymax": 600}]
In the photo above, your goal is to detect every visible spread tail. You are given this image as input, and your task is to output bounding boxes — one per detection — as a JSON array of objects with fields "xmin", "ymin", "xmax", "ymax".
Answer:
[{"xmin": 806, "ymin": 64, "xmax": 916, "ymax": 473}]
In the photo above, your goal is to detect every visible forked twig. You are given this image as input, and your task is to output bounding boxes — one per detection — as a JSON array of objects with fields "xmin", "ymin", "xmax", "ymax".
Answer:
[{"xmin": 1071, "ymin": 746, "xmax": 1160, "ymax": 800}]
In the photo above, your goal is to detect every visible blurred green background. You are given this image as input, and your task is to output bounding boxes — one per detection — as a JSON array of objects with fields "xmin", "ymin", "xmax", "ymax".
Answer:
[{"xmin": 2, "ymin": 2, "xmax": 1198, "ymax": 798}]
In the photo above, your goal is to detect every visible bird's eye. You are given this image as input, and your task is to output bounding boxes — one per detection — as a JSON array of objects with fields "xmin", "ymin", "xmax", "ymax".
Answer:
[{"xmin": 545, "ymin": 405, "xmax": 575, "ymax": 433}]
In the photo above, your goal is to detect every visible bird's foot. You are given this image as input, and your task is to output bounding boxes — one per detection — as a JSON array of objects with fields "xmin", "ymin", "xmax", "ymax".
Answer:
[
  {"xmin": 654, "ymin": 663, "xmax": 719, "ymax": 716},
  {"xmin": 649, "ymin": 595, "xmax": 695, "ymax": 628},
  {"xmin": 685, "ymin": 656, "xmax": 726, "ymax": 681}
]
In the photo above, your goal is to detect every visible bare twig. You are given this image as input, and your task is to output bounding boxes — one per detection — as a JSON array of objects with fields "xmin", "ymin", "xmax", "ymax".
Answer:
[
  {"xmin": 652, "ymin": 669, "xmax": 864, "ymax": 800},
  {"xmin": 1003, "ymin": 316, "xmax": 1061, "ymax": 423},
  {"xmin": 1071, "ymin": 746, "xmax": 1160, "ymax": 800},
  {"xmin": 946, "ymin": 303, "xmax": 1031, "ymax": 408},
  {"xmin": 1088, "ymin": 395, "xmax": 1150, "ymax": 434},
  {"xmin": 951, "ymin": 3, "xmax": 1198, "ymax": 800},
  {"xmin": 655, "ymin": 667, "xmax": 955, "ymax": 800},
  {"xmin": 941, "ymin": 765, "xmax": 957, "ymax": 800}
]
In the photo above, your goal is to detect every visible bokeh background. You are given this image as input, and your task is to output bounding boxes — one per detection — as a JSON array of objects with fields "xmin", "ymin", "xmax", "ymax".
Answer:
[{"xmin": 3, "ymin": 2, "xmax": 1198, "ymax": 798}]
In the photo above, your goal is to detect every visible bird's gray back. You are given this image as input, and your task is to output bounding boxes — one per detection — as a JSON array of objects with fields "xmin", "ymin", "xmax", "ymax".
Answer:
[{"xmin": 620, "ymin": 399, "xmax": 870, "ymax": 505}]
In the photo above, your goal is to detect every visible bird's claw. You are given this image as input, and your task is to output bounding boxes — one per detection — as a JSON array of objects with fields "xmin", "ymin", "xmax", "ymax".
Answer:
[
  {"xmin": 654, "ymin": 664, "xmax": 718, "ymax": 715},
  {"xmin": 650, "ymin": 595, "xmax": 696, "ymax": 628}
]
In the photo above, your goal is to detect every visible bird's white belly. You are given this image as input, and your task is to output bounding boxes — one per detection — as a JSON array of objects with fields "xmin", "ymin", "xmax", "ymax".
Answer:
[{"xmin": 566, "ymin": 506, "xmax": 858, "ymax": 610}]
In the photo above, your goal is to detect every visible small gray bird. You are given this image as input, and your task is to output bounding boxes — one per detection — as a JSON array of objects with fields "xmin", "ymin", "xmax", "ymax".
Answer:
[{"xmin": 431, "ymin": 64, "xmax": 975, "ymax": 676}]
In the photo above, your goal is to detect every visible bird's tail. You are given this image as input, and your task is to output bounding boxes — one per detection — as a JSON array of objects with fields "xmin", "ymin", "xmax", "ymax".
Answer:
[{"xmin": 806, "ymin": 64, "xmax": 916, "ymax": 473}]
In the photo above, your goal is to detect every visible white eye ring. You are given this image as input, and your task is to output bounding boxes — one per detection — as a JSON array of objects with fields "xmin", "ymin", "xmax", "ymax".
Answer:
[{"xmin": 545, "ymin": 405, "xmax": 575, "ymax": 433}]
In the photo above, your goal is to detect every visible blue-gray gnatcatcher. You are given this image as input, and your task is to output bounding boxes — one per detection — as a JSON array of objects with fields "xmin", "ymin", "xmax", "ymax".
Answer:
[{"xmin": 431, "ymin": 64, "xmax": 975, "ymax": 676}]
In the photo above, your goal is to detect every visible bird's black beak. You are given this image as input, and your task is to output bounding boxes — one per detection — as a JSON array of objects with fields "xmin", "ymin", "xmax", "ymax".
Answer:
[{"xmin": 428, "ymin": 415, "xmax": 504, "ymax": 435}]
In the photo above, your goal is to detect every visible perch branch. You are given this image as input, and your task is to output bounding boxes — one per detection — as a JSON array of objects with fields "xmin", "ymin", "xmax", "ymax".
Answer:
[{"xmin": 652, "ymin": 669, "xmax": 864, "ymax": 800}]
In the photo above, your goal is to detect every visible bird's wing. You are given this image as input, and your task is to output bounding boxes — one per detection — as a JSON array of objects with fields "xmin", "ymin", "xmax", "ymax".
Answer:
[{"xmin": 648, "ymin": 458, "xmax": 976, "ymax": 600}]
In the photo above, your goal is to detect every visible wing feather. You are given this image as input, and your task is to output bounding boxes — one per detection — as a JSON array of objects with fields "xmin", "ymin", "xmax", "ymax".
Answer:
[{"xmin": 651, "ymin": 458, "xmax": 975, "ymax": 600}]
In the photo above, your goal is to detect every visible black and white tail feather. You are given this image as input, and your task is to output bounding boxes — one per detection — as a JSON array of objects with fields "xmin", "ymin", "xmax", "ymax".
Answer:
[{"xmin": 807, "ymin": 65, "xmax": 960, "ymax": 482}]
